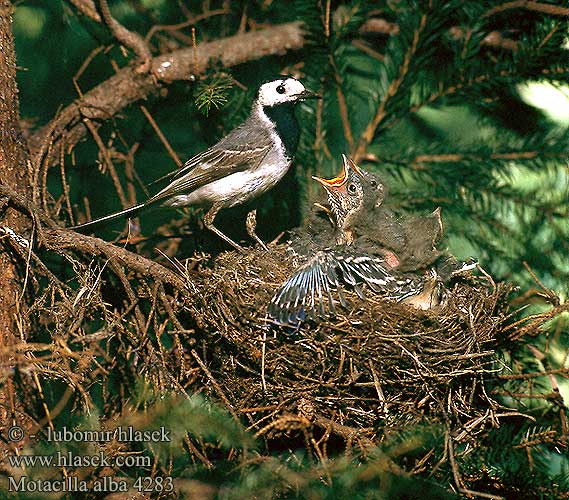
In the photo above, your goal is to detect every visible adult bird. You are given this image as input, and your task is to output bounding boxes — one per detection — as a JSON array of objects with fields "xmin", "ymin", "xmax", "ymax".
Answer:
[{"xmin": 71, "ymin": 77, "xmax": 320, "ymax": 252}]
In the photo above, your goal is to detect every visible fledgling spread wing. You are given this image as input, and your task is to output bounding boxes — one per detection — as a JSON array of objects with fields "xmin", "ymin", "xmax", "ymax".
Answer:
[
  {"xmin": 268, "ymin": 251, "xmax": 344, "ymax": 326},
  {"xmin": 149, "ymin": 123, "xmax": 273, "ymax": 203},
  {"xmin": 268, "ymin": 251, "xmax": 418, "ymax": 326}
]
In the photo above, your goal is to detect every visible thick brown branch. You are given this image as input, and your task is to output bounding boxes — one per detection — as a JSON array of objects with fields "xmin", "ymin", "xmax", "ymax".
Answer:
[
  {"xmin": 43, "ymin": 228, "xmax": 187, "ymax": 290},
  {"xmin": 0, "ymin": 182, "xmax": 188, "ymax": 304},
  {"xmin": 29, "ymin": 22, "xmax": 305, "ymax": 164},
  {"xmin": 484, "ymin": 1, "xmax": 569, "ymax": 18},
  {"xmin": 0, "ymin": 0, "xmax": 34, "ymax": 453},
  {"xmin": 30, "ymin": 15, "xmax": 523, "ymax": 167}
]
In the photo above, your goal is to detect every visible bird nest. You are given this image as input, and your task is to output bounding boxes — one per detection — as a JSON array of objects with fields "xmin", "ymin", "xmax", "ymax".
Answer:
[{"xmin": 181, "ymin": 244, "xmax": 512, "ymax": 445}]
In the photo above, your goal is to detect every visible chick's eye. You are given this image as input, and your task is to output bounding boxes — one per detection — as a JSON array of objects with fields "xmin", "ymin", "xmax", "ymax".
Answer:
[
  {"xmin": 276, "ymin": 85, "xmax": 286, "ymax": 94},
  {"xmin": 347, "ymin": 183, "xmax": 357, "ymax": 194},
  {"xmin": 370, "ymin": 180, "xmax": 377, "ymax": 187}
]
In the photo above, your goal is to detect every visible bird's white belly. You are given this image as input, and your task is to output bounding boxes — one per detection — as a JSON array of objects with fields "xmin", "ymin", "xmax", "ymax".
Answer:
[{"xmin": 167, "ymin": 158, "xmax": 291, "ymax": 208}]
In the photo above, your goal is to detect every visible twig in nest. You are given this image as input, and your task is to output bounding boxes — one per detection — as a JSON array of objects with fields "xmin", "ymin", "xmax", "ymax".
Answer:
[
  {"xmin": 313, "ymin": 415, "xmax": 377, "ymax": 454},
  {"xmin": 253, "ymin": 414, "xmax": 312, "ymax": 439},
  {"xmin": 447, "ymin": 432, "xmax": 505, "ymax": 500},
  {"xmin": 191, "ymin": 349, "xmax": 240, "ymax": 423}
]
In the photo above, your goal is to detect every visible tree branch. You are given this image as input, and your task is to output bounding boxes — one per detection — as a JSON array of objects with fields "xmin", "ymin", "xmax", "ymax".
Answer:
[
  {"xmin": 98, "ymin": 0, "xmax": 152, "ymax": 73},
  {"xmin": 484, "ymin": 1, "xmax": 569, "ymax": 18},
  {"xmin": 29, "ymin": 16, "xmax": 522, "ymax": 167},
  {"xmin": 0, "ymin": 0, "xmax": 35, "ymax": 451},
  {"xmin": 29, "ymin": 21, "xmax": 305, "ymax": 164},
  {"xmin": 43, "ymin": 228, "xmax": 187, "ymax": 289},
  {"xmin": 354, "ymin": 11, "xmax": 429, "ymax": 161},
  {"xmin": 68, "ymin": 0, "xmax": 100, "ymax": 23}
]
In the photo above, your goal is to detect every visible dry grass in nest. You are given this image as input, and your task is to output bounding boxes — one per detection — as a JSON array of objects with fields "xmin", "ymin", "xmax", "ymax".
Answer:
[{"xmin": 184, "ymin": 244, "xmax": 514, "ymax": 445}]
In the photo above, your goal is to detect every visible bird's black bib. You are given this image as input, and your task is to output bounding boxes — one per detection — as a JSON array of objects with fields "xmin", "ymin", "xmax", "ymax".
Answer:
[{"xmin": 263, "ymin": 102, "xmax": 300, "ymax": 159}]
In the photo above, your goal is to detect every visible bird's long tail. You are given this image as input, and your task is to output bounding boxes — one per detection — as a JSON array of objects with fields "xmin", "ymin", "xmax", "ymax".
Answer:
[{"xmin": 70, "ymin": 202, "xmax": 148, "ymax": 233}]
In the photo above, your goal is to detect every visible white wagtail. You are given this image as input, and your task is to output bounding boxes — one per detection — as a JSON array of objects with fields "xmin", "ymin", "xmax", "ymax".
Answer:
[{"xmin": 71, "ymin": 77, "xmax": 320, "ymax": 252}]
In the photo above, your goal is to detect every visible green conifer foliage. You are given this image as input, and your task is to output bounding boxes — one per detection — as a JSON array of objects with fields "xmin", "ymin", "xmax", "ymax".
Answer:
[{"xmin": 5, "ymin": 1, "xmax": 568, "ymax": 498}]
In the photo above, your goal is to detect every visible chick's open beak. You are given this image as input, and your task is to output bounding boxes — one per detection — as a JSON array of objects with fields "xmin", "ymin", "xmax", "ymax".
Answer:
[
  {"xmin": 341, "ymin": 154, "xmax": 365, "ymax": 179},
  {"xmin": 311, "ymin": 154, "xmax": 364, "ymax": 191}
]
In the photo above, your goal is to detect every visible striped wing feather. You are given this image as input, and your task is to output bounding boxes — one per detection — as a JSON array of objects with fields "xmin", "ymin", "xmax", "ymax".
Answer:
[{"xmin": 268, "ymin": 251, "xmax": 422, "ymax": 326}]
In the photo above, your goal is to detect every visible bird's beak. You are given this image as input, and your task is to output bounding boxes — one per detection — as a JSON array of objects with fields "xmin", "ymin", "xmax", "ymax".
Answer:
[
  {"xmin": 295, "ymin": 89, "xmax": 322, "ymax": 100},
  {"xmin": 311, "ymin": 154, "xmax": 364, "ymax": 190},
  {"xmin": 312, "ymin": 168, "xmax": 346, "ymax": 189},
  {"xmin": 341, "ymin": 154, "xmax": 365, "ymax": 179}
]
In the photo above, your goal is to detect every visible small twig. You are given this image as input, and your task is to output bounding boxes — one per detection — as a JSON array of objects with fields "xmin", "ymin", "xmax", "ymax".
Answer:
[
  {"xmin": 184, "ymin": 434, "xmax": 213, "ymax": 469},
  {"xmin": 447, "ymin": 432, "xmax": 505, "ymax": 500},
  {"xmin": 522, "ymin": 261, "xmax": 559, "ymax": 304},
  {"xmin": 367, "ymin": 361, "xmax": 387, "ymax": 414},
  {"xmin": 43, "ymin": 228, "xmax": 187, "ymax": 289},
  {"xmin": 72, "ymin": 45, "xmax": 106, "ymax": 98},
  {"xmin": 324, "ymin": 0, "xmax": 331, "ymax": 39},
  {"xmin": 191, "ymin": 27, "xmax": 198, "ymax": 76},
  {"xmin": 124, "ymin": 143, "xmax": 139, "ymax": 207},
  {"xmin": 139, "ymin": 105, "xmax": 182, "ymax": 166},
  {"xmin": 354, "ymin": 9, "xmax": 430, "ymax": 161},
  {"xmin": 352, "ymin": 39, "xmax": 384, "ymax": 61},
  {"xmin": 68, "ymin": 0, "xmax": 100, "ymax": 22},
  {"xmin": 83, "ymin": 118, "xmax": 129, "ymax": 209},
  {"xmin": 145, "ymin": 8, "xmax": 229, "ymax": 43},
  {"xmin": 59, "ymin": 142, "xmax": 74, "ymax": 225},
  {"xmin": 261, "ymin": 328, "xmax": 267, "ymax": 394},
  {"xmin": 238, "ymin": 3, "xmax": 248, "ymax": 34},
  {"xmin": 191, "ymin": 349, "xmax": 240, "ymax": 423},
  {"xmin": 503, "ymin": 302, "xmax": 569, "ymax": 335},
  {"xmin": 253, "ymin": 414, "xmax": 311, "ymax": 439},
  {"xmin": 330, "ymin": 53, "xmax": 354, "ymax": 149},
  {"xmin": 498, "ymin": 368, "xmax": 569, "ymax": 380},
  {"xmin": 313, "ymin": 415, "xmax": 377, "ymax": 452}
]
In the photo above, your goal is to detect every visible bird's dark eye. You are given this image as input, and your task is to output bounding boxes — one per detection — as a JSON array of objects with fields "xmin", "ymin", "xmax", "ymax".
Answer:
[
  {"xmin": 370, "ymin": 180, "xmax": 377, "ymax": 187},
  {"xmin": 347, "ymin": 183, "xmax": 357, "ymax": 194},
  {"xmin": 276, "ymin": 84, "xmax": 286, "ymax": 94}
]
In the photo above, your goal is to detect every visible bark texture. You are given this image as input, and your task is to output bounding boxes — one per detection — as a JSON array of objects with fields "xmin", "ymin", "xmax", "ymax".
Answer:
[{"xmin": 0, "ymin": 0, "xmax": 32, "ymax": 452}]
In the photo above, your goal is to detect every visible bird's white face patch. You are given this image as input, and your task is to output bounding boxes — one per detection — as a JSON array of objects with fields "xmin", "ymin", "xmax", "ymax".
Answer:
[{"xmin": 257, "ymin": 78, "xmax": 308, "ymax": 106}]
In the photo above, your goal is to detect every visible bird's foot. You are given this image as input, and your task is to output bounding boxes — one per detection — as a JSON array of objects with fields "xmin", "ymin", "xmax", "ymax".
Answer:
[{"xmin": 246, "ymin": 209, "xmax": 269, "ymax": 251}]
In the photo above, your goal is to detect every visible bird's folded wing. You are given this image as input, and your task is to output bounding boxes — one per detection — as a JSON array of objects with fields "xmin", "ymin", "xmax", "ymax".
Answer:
[{"xmin": 150, "ymin": 144, "xmax": 272, "ymax": 202}]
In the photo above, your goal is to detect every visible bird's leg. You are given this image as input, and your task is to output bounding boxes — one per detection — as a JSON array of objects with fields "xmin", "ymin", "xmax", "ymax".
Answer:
[
  {"xmin": 203, "ymin": 203, "xmax": 245, "ymax": 253},
  {"xmin": 246, "ymin": 209, "xmax": 269, "ymax": 251}
]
